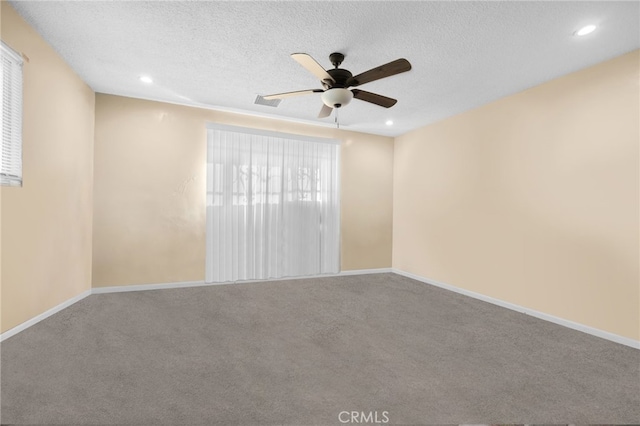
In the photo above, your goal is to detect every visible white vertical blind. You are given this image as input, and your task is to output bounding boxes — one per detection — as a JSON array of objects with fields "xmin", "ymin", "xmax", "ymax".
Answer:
[
  {"xmin": 1, "ymin": 41, "xmax": 23, "ymax": 187},
  {"xmin": 206, "ymin": 124, "xmax": 340, "ymax": 282}
]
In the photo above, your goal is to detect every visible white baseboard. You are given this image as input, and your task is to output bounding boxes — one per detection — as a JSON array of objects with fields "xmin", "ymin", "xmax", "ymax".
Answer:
[
  {"xmin": 92, "ymin": 268, "xmax": 393, "ymax": 294},
  {"xmin": 92, "ymin": 280, "xmax": 209, "ymax": 294},
  {"xmin": 0, "ymin": 289, "xmax": 92, "ymax": 342},
  {"xmin": 392, "ymin": 268, "xmax": 640, "ymax": 350},
  {"xmin": 339, "ymin": 268, "xmax": 392, "ymax": 275}
]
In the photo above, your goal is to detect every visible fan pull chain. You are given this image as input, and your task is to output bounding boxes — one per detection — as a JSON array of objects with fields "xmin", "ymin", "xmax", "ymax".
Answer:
[{"xmin": 335, "ymin": 108, "xmax": 340, "ymax": 129}]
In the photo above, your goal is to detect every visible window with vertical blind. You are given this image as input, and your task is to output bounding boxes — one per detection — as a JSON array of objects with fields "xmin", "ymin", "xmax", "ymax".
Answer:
[
  {"xmin": 206, "ymin": 124, "xmax": 340, "ymax": 283},
  {"xmin": 1, "ymin": 40, "xmax": 23, "ymax": 187}
]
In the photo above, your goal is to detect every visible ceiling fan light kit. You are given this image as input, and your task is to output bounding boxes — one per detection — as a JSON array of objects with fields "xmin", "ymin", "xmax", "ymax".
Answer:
[
  {"xmin": 321, "ymin": 88, "xmax": 353, "ymax": 108},
  {"xmin": 262, "ymin": 52, "xmax": 412, "ymax": 120}
]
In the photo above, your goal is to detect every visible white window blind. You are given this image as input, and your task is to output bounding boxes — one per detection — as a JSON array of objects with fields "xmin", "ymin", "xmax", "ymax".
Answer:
[
  {"xmin": 1, "ymin": 41, "xmax": 23, "ymax": 187},
  {"xmin": 206, "ymin": 124, "xmax": 341, "ymax": 283}
]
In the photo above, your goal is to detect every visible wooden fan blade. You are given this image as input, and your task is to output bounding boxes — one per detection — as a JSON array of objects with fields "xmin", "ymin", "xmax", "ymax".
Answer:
[
  {"xmin": 348, "ymin": 58, "xmax": 411, "ymax": 87},
  {"xmin": 262, "ymin": 89, "xmax": 322, "ymax": 100},
  {"xmin": 291, "ymin": 53, "xmax": 335, "ymax": 84},
  {"xmin": 318, "ymin": 104, "xmax": 333, "ymax": 118},
  {"xmin": 352, "ymin": 89, "xmax": 397, "ymax": 108}
]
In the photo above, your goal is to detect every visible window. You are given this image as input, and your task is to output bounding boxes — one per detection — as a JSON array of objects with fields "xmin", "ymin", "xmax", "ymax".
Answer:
[
  {"xmin": 206, "ymin": 124, "xmax": 341, "ymax": 282},
  {"xmin": 1, "ymin": 41, "xmax": 23, "ymax": 187}
]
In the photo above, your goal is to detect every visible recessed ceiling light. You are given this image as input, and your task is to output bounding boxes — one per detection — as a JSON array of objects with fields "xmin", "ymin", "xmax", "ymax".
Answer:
[
  {"xmin": 574, "ymin": 24, "xmax": 597, "ymax": 36},
  {"xmin": 385, "ymin": 120, "xmax": 393, "ymax": 126},
  {"xmin": 139, "ymin": 75, "xmax": 153, "ymax": 84}
]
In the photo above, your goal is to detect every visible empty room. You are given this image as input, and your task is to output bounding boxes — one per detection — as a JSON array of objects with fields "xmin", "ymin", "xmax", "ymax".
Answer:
[{"xmin": 1, "ymin": 1, "xmax": 639, "ymax": 424}]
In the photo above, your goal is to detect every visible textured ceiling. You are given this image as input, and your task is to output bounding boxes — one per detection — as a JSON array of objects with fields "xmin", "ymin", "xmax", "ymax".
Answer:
[{"xmin": 8, "ymin": 1, "xmax": 640, "ymax": 137}]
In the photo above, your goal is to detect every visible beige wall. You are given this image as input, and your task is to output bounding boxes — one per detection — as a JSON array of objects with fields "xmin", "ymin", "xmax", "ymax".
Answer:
[
  {"xmin": 393, "ymin": 50, "xmax": 640, "ymax": 341},
  {"xmin": 0, "ymin": 3, "xmax": 95, "ymax": 333},
  {"xmin": 92, "ymin": 95, "xmax": 393, "ymax": 287}
]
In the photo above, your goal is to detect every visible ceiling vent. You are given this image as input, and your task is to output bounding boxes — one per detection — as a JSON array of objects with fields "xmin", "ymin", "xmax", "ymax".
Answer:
[{"xmin": 254, "ymin": 95, "xmax": 281, "ymax": 107}]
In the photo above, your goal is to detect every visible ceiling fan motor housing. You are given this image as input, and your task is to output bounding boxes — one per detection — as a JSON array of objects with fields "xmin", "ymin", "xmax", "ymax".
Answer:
[
  {"xmin": 322, "ymin": 63, "xmax": 355, "ymax": 108},
  {"xmin": 326, "ymin": 68, "xmax": 353, "ymax": 88}
]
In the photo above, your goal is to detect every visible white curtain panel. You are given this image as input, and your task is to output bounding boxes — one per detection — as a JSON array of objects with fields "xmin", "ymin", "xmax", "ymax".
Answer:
[{"xmin": 206, "ymin": 125, "xmax": 340, "ymax": 282}]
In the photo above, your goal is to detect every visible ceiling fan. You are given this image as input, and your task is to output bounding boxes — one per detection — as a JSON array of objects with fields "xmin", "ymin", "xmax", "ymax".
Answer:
[{"xmin": 263, "ymin": 52, "xmax": 412, "ymax": 118}]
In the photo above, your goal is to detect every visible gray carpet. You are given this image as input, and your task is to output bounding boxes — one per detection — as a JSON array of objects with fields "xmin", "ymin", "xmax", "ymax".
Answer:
[{"xmin": 1, "ymin": 273, "xmax": 639, "ymax": 424}]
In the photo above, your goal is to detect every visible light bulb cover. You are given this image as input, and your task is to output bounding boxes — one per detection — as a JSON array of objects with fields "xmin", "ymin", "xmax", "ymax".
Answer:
[{"xmin": 321, "ymin": 88, "xmax": 353, "ymax": 108}]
